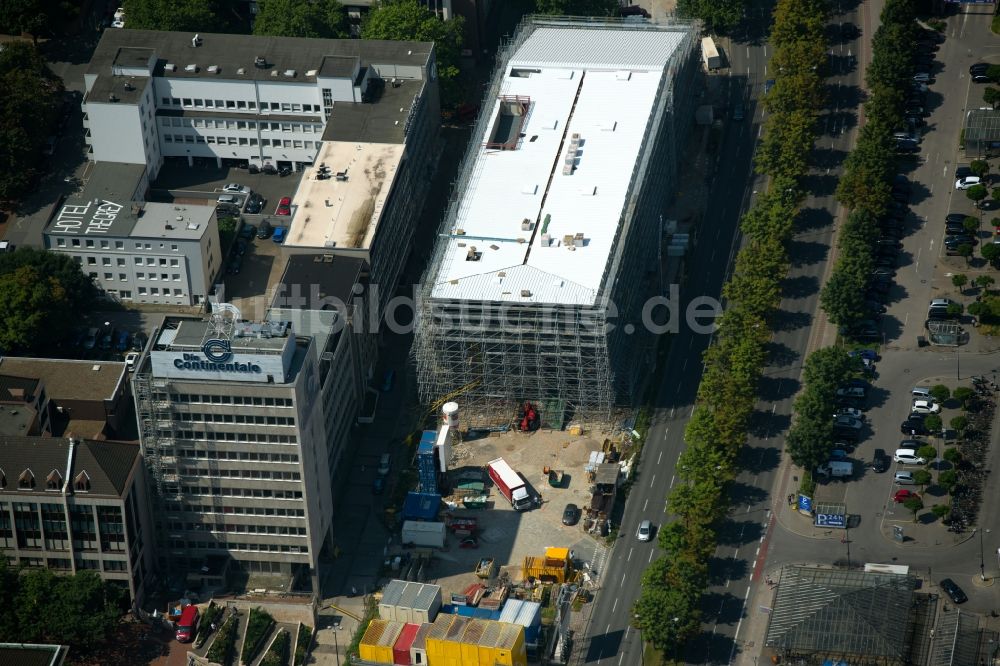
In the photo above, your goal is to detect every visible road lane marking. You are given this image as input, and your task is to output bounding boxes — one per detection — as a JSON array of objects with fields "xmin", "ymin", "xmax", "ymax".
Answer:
[
  {"xmin": 627, "ymin": 548, "xmax": 633, "ymax": 562},
  {"xmin": 650, "ymin": 474, "xmax": 656, "ymax": 486},
  {"xmin": 669, "ymin": 475, "xmax": 675, "ymax": 488},
  {"xmin": 612, "ymin": 597, "xmax": 619, "ymax": 613},
  {"xmin": 648, "ymin": 550, "xmax": 654, "ymax": 563},
  {"xmin": 657, "ymin": 450, "xmax": 663, "ymax": 464},
  {"xmin": 643, "ymin": 498, "xmax": 649, "ymax": 511},
  {"xmin": 621, "ymin": 572, "xmax": 626, "ymax": 587},
  {"xmin": 682, "ymin": 358, "xmax": 689, "ymax": 372}
]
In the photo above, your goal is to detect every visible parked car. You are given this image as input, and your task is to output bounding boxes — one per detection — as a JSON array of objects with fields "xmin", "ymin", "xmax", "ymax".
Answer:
[
  {"xmin": 836, "ymin": 407, "xmax": 865, "ymax": 420},
  {"xmin": 939, "ymin": 578, "xmax": 968, "ymax": 604},
  {"xmin": 911, "ymin": 399, "xmax": 940, "ymax": 414},
  {"xmin": 894, "ymin": 471, "xmax": 915, "ymax": 485},
  {"xmin": 562, "ymin": 503, "xmax": 580, "ymax": 526},
  {"xmin": 272, "ymin": 227, "xmax": 287, "ymax": 243},
  {"xmin": 131, "ymin": 332, "xmax": 147, "ymax": 352},
  {"xmin": 276, "ymin": 197, "xmax": 291, "ymax": 216},
  {"xmin": 377, "ymin": 453, "xmax": 391, "ymax": 476},
  {"xmin": 969, "ymin": 63, "xmax": 989, "ymax": 75},
  {"xmin": 894, "ymin": 448, "xmax": 926, "ymax": 465},
  {"xmin": 836, "ymin": 387, "xmax": 866, "ymax": 399},
  {"xmin": 226, "ymin": 256, "xmax": 242, "ymax": 275},
  {"xmin": 245, "ymin": 196, "xmax": 265, "ymax": 214},
  {"xmin": 833, "ymin": 415, "xmax": 863, "ymax": 430},
  {"xmin": 893, "ymin": 489, "xmax": 919, "ymax": 503},
  {"xmin": 955, "ymin": 176, "xmax": 982, "ymax": 190},
  {"xmin": 124, "ymin": 351, "xmax": 139, "ymax": 371},
  {"xmin": 99, "ymin": 328, "xmax": 115, "ymax": 350},
  {"xmin": 256, "ymin": 220, "xmax": 273, "ymax": 239},
  {"xmin": 239, "ymin": 223, "xmax": 256, "ymax": 240},
  {"xmin": 636, "ymin": 520, "xmax": 653, "ymax": 542},
  {"xmin": 83, "ymin": 327, "xmax": 99, "ymax": 350},
  {"xmin": 900, "ymin": 417, "xmax": 929, "ymax": 435},
  {"xmin": 115, "ymin": 330, "xmax": 130, "ymax": 352},
  {"xmin": 372, "ymin": 476, "xmax": 385, "ymax": 495},
  {"xmin": 222, "ymin": 183, "xmax": 250, "ymax": 194}
]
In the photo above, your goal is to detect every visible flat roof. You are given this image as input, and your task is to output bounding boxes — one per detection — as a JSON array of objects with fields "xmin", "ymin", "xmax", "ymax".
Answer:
[
  {"xmin": 284, "ymin": 141, "xmax": 404, "ymax": 250},
  {"xmin": 88, "ymin": 30, "xmax": 432, "ymax": 83},
  {"xmin": 157, "ymin": 317, "xmax": 292, "ymax": 354},
  {"xmin": 429, "ymin": 25, "xmax": 686, "ymax": 306},
  {"xmin": 321, "ymin": 78, "xmax": 421, "ymax": 145},
  {"xmin": 130, "ymin": 203, "xmax": 214, "ymax": 240},
  {"xmin": 0, "ymin": 358, "xmax": 126, "ymax": 402}
]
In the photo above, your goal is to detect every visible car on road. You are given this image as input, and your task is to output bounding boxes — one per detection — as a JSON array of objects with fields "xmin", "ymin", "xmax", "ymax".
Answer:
[
  {"xmin": 124, "ymin": 351, "xmax": 139, "ymax": 371},
  {"xmin": 377, "ymin": 453, "xmax": 391, "ymax": 476},
  {"xmin": 894, "ymin": 489, "xmax": 919, "ymax": 503},
  {"xmin": 894, "ymin": 471, "xmax": 915, "ymax": 485},
  {"xmin": 894, "ymin": 448, "xmax": 927, "ymax": 465},
  {"xmin": 562, "ymin": 503, "xmax": 580, "ymax": 526},
  {"xmin": 872, "ymin": 448, "xmax": 889, "ymax": 473},
  {"xmin": 372, "ymin": 476, "xmax": 385, "ymax": 495},
  {"xmin": 955, "ymin": 176, "xmax": 982, "ymax": 190},
  {"xmin": 636, "ymin": 520, "xmax": 653, "ymax": 542},
  {"xmin": 276, "ymin": 197, "xmax": 291, "ymax": 216},
  {"xmin": 911, "ymin": 399, "xmax": 940, "ymax": 414},
  {"xmin": 223, "ymin": 183, "xmax": 250, "ymax": 194},
  {"xmin": 939, "ymin": 578, "xmax": 968, "ymax": 604},
  {"xmin": 764, "ymin": 79, "xmax": 775, "ymax": 95}
]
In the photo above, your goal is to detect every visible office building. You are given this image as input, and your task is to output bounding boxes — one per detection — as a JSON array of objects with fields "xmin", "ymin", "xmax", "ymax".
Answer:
[
  {"xmin": 0, "ymin": 436, "xmax": 153, "ymax": 604},
  {"xmin": 412, "ymin": 17, "xmax": 699, "ymax": 424}
]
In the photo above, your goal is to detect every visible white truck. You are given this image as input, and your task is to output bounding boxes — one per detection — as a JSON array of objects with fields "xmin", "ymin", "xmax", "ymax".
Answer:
[
  {"xmin": 701, "ymin": 36, "xmax": 722, "ymax": 70},
  {"xmin": 815, "ymin": 461, "xmax": 853, "ymax": 478}
]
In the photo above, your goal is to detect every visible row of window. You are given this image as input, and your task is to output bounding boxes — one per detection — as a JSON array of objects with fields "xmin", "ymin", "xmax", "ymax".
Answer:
[
  {"xmin": 160, "ymin": 117, "xmax": 323, "ymax": 133},
  {"xmin": 166, "ymin": 522, "xmax": 306, "ymax": 536},
  {"xmin": 12, "ymin": 556, "xmax": 120, "ymax": 571},
  {"xmin": 169, "ymin": 394, "xmax": 293, "ymax": 407},
  {"xmin": 160, "ymin": 97, "xmax": 322, "ymax": 114},
  {"xmin": 176, "ymin": 413, "xmax": 296, "ymax": 426},
  {"xmin": 55, "ymin": 237, "xmax": 183, "ymax": 252},
  {"xmin": 169, "ymin": 468, "xmax": 301, "ymax": 482},
  {"xmin": 165, "ymin": 431, "xmax": 298, "ymax": 445},
  {"xmin": 164, "ymin": 504, "xmax": 305, "ymax": 518},
  {"xmin": 177, "ymin": 450, "xmax": 299, "ymax": 463},
  {"xmin": 89, "ymin": 276, "xmax": 183, "ymax": 297},
  {"xmin": 163, "ymin": 134, "xmax": 318, "ymax": 150},
  {"xmin": 176, "ymin": 486, "xmax": 303, "ymax": 500},
  {"xmin": 165, "ymin": 539, "xmax": 308, "ymax": 554},
  {"xmin": 68, "ymin": 254, "xmax": 182, "ymax": 268}
]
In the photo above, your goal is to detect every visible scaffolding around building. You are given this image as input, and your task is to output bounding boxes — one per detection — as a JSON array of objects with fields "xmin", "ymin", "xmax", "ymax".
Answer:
[{"xmin": 412, "ymin": 15, "xmax": 699, "ymax": 427}]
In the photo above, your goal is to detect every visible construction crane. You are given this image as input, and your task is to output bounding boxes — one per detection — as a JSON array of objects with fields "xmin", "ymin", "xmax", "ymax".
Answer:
[{"xmin": 426, "ymin": 380, "xmax": 480, "ymax": 418}]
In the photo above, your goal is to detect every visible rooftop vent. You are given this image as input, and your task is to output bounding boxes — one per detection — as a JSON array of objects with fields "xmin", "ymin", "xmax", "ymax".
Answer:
[
  {"xmin": 489, "ymin": 244, "xmax": 499, "ymax": 251},
  {"xmin": 254, "ymin": 56, "xmax": 267, "ymax": 68},
  {"xmin": 165, "ymin": 63, "xmax": 177, "ymax": 72},
  {"xmin": 306, "ymin": 69, "xmax": 318, "ymax": 77},
  {"xmin": 192, "ymin": 34, "xmax": 201, "ymax": 47},
  {"xmin": 237, "ymin": 67, "xmax": 246, "ymax": 75},
  {"xmin": 465, "ymin": 247, "xmax": 481, "ymax": 262},
  {"xmin": 271, "ymin": 71, "xmax": 279, "ymax": 77},
  {"xmin": 521, "ymin": 219, "xmax": 533, "ymax": 231},
  {"xmin": 520, "ymin": 290, "xmax": 532, "ymax": 298},
  {"xmin": 184, "ymin": 64, "xmax": 198, "ymax": 73},
  {"xmin": 123, "ymin": 81, "xmax": 134, "ymax": 91},
  {"xmin": 108, "ymin": 94, "xmax": 118, "ymax": 103},
  {"xmin": 207, "ymin": 65, "xmax": 219, "ymax": 74},
  {"xmin": 284, "ymin": 69, "xmax": 296, "ymax": 78}
]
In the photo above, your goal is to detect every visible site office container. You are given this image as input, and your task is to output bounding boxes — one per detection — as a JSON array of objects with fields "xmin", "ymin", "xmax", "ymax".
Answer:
[
  {"xmin": 392, "ymin": 623, "xmax": 420, "ymax": 665},
  {"xmin": 359, "ymin": 619, "xmax": 404, "ymax": 664}
]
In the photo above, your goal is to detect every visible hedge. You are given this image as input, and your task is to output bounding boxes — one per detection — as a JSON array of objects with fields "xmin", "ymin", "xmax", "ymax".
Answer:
[{"xmin": 240, "ymin": 607, "xmax": 275, "ymax": 666}]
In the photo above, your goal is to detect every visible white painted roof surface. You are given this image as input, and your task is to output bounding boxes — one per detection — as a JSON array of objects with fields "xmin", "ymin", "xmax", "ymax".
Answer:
[{"xmin": 430, "ymin": 28, "xmax": 682, "ymax": 306}]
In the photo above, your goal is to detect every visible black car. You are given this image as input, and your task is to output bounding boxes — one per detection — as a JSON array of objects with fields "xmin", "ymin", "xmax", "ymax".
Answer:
[
  {"xmin": 257, "ymin": 219, "xmax": 273, "ymax": 239},
  {"xmin": 940, "ymin": 578, "xmax": 968, "ymax": 604},
  {"xmin": 131, "ymin": 332, "xmax": 147, "ymax": 352},
  {"xmin": 973, "ymin": 74, "xmax": 991, "ymax": 84},
  {"xmin": 872, "ymin": 448, "xmax": 889, "ymax": 473},
  {"xmin": 245, "ymin": 198, "xmax": 264, "ymax": 214},
  {"xmin": 901, "ymin": 417, "xmax": 929, "ymax": 436},
  {"xmin": 946, "ymin": 213, "xmax": 971, "ymax": 224},
  {"xmin": 945, "ymin": 234, "xmax": 977, "ymax": 246},
  {"xmin": 562, "ymin": 503, "xmax": 580, "ymax": 526},
  {"xmin": 876, "ymin": 245, "xmax": 899, "ymax": 257},
  {"xmin": 970, "ymin": 63, "xmax": 989, "ymax": 75},
  {"xmin": 945, "ymin": 224, "xmax": 967, "ymax": 236}
]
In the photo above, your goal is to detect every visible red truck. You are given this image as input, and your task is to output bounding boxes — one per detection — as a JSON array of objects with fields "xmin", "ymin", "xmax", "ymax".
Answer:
[
  {"xmin": 487, "ymin": 458, "xmax": 532, "ymax": 511},
  {"xmin": 175, "ymin": 605, "xmax": 199, "ymax": 643}
]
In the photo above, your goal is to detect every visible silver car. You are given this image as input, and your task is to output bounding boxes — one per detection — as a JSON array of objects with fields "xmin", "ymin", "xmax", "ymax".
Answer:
[{"xmin": 636, "ymin": 520, "xmax": 653, "ymax": 542}]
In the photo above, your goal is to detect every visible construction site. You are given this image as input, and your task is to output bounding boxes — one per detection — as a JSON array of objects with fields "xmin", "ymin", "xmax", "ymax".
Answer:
[{"xmin": 411, "ymin": 15, "xmax": 700, "ymax": 428}]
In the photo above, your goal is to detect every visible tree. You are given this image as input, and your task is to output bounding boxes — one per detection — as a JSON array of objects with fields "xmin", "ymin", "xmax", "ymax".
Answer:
[
  {"xmin": 0, "ymin": 248, "xmax": 96, "ymax": 354},
  {"xmin": 975, "ymin": 275, "xmax": 995, "ymax": 292},
  {"xmin": 957, "ymin": 243, "xmax": 974, "ymax": 265},
  {"xmin": 946, "ymin": 302, "xmax": 963, "ymax": 318},
  {"xmin": 970, "ymin": 159, "xmax": 990, "ymax": 178},
  {"xmin": 820, "ymin": 268, "xmax": 867, "ymax": 327},
  {"xmin": 982, "ymin": 242, "xmax": 1000, "ymax": 268},
  {"xmin": 984, "ymin": 87, "xmax": 1000, "ymax": 110},
  {"xmin": 913, "ymin": 469, "xmax": 932, "ymax": 489},
  {"xmin": 916, "ymin": 445, "xmax": 937, "ymax": 463},
  {"xmin": 950, "ymin": 416, "xmax": 969, "ymax": 434},
  {"xmin": 0, "ymin": 0, "xmax": 53, "ymax": 43},
  {"xmin": 952, "ymin": 386, "xmax": 975, "ymax": 408},
  {"xmin": 929, "ymin": 384, "xmax": 951, "ymax": 403},
  {"xmin": 253, "ymin": 0, "xmax": 348, "ymax": 38},
  {"xmin": 992, "ymin": 188, "xmax": 1000, "ymax": 205},
  {"xmin": 964, "ymin": 216, "xmax": 980, "ymax": 236},
  {"xmin": 967, "ymin": 184, "xmax": 989, "ymax": 208},
  {"xmin": 902, "ymin": 496, "xmax": 924, "ymax": 522},
  {"xmin": 923, "ymin": 413, "xmax": 943, "ymax": 435},
  {"xmin": 952, "ymin": 273, "xmax": 968, "ymax": 291},
  {"xmin": 121, "ymin": 0, "xmax": 221, "ymax": 32},
  {"xmin": 988, "ymin": 64, "xmax": 1000, "ymax": 82},
  {"xmin": 943, "ymin": 447, "xmax": 962, "ymax": 464},
  {"xmin": 675, "ymin": 0, "xmax": 746, "ymax": 32},
  {"xmin": 362, "ymin": 0, "xmax": 465, "ymax": 107},
  {"xmin": 931, "ymin": 504, "xmax": 951, "ymax": 519},
  {"xmin": 0, "ymin": 41, "xmax": 63, "ymax": 201},
  {"xmin": 938, "ymin": 470, "xmax": 958, "ymax": 493},
  {"xmin": 534, "ymin": 0, "xmax": 619, "ymax": 16}
]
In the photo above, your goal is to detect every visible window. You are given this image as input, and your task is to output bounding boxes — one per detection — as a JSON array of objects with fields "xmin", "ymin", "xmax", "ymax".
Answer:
[
  {"xmin": 206, "ymin": 136, "xmax": 215, "ymax": 144},
  {"xmin": 56, "ymin": 238, "xmax": 65, "ymax": 247},
  {"xmin": 170, "ymin": 259, "xmax": 179, "ymax": 267},
  {"xmin": 18, "ymin": 470, "xmax": 34, "ymax": 489},
  {"xmin": 74, "ymin": 471, "xmax": 91, "ymax": 491},
  {"xmin": 136, "ymin": 272, "xmax": 145, "ymax": 280},
  {"xmin": 103, "ymin": 560, "xmax": 127, "ymax": 572},
  {"xmin": 150, "ymin": 287, "xmax": 159, "ymax": 295},
  {"xmin": 174, "ymin": 289, "xmax": 183, "ymax": 296},
  {"xmin": 71, "ymin": 239, "xmax": 80, "ymax": 247},
  {"xmin": 161, "ymin": 97, "xmax": 171, "ymax": 105},
  {"xmin": 182, "ymin": 98, "xmax": 192, "ymax": 106},
  {"xmin": 115, "ymin": 241, "xmax": 124, "ymax": 250},
  {"xmin": 85, "ymin": 239, "xmax": 94, "ymax": 248},
  {"xmin": 103, "ymin": 273, "xmax": 112, "ymax": 280},
  {"xmin": 100, "ymin": 240, "xmax": 109, "ymax": 249},
  {"xmin": 237, "ymin": 100, "xmax": 247, "ymax": 109},
  {"xmin": 171, "ymin": 244, "xmax": 178, "ymax": 251},
  {"xmin": 138, "ymin": 287, "xmax": 147, "ymax": 295},
  {"xmin": 102, "ymin": 257, "xmax": 111, "ymax": 266},
  {"xmin": 172, "ymin": 274, "xmax": 180, "ymax": 281}
]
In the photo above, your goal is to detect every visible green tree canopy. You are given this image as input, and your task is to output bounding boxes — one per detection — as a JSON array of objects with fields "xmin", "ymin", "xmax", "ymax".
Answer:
[
  {"xmin": 952, "ymin": 274, "xmax": 968, "ymax": 290},
  {"xmin": 362, "ymin": 0, "xmax": 464, "ymax": 106},
  {"xmin": 121, "ymin": 0, "xmax": 220, "ymax": 32},
  {"xmin": 967, "ymin": 184, "xmax": 988, "ymax": 206},
  {"xmin": 902, "ymin": 496, "xmax": 923, "ymax": 521},
  {"xmin": 676, "ymin": 0, "xmax": 747, "ymax": 33},
  {"xmin": 0, "ymin": 248, "xmax": 96, "ymax": 354},
  {"xmin": 534, "ymin": 0, "xmax": 619, "ymax": 16},
  {"xmin": 253, "ymin": 0, "xmax": 348, "ymax": 38},
  {"xmin": 0, "ymin": 41, "xmax": 63, "ymax": 202}
]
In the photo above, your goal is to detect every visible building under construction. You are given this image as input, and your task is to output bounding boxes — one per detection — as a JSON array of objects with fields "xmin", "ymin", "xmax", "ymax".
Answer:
[{"xmin": 412, "ymin": 16, "xmax": 699, "ymax": 425}]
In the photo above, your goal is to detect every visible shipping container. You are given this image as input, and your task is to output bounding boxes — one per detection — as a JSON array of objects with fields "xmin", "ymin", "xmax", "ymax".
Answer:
[
  {"xmin": 392, "ymin": 623, "xmax": 420, "ymax": 665},
  {"xmin": 409, "ymin": 622, "xmax": 432, "ymax": 666},
  {"xmin": 425, "ymin": 616, "xmax": 527, "ymax": 666},
  {"xmin": 402, "ymin": 493, "xmax": 441, "ymax": 522},
  {"xmin": 359, "ymin": 619, "xmax": 404, "ymax": 664},
  {"xmin": 379, "ymin": 580, "xmax": 443, "ymax": 625},
  {"xmin": 401, "ymin": 521, "xmax": 446, "ymax": 548}
]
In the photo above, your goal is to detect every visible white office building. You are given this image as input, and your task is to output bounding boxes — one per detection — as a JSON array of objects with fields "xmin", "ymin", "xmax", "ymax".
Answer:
[
  {"xmin": 42, "ymin": 163, "xmax": 221, "ymax": 306},
  {"xmin": 413, "ymin": 17, "xmax": 699, "ymax": 424},
  {"xmin": 83, "ymin": 29, "xmax": 438, "ymax": 179}
]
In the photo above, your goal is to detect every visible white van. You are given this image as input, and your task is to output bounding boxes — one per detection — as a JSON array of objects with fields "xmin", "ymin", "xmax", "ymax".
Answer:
[{"xmin": 217, "ymin": 194, "xmax": 238, "ymax": 205}]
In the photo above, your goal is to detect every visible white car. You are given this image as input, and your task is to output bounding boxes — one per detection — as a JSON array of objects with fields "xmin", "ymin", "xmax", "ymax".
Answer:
[
  {"xmin": 910, "ymin": 399, "xmax": 940, "ymax": 414},
  {"xmin": 636, "ymin": 520, "xmax": 653, "ymax": 542},
  {"xmin": 377, "ymin": 453, "xmax": 391, "ymax": 476},
  {"xmin": 113, "ymin": 7, "xmax": 125, "ymax": 20},
  {"xmin": 835, "ymin": 407, "xmax": 865, "ymax": 420},
  {"xmin": 894, "ymin": 449, "xmax": 927, "ymax": 465},
  {"xmin": 124, "ymin": 352, "xmax": 139, "ymax": 371},
  {"xmin": 223, "ymin": 183, "xmax": 250, "ymax": 194},
  {"xmin": 955, "ymin": 176, "xmax": 982, "ymax": 190}
]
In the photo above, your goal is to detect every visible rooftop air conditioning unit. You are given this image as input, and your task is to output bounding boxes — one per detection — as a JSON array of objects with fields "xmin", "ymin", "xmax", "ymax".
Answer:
[
  {"xmin": 165, "ymin": 63, "xmax": 177, "ymax": 71},
  {"xmin": 284, "ymin": 69, "xmax": 296, "ymax": 77},
  {"xmin": 254, "ymin": 56, "xmax": 266, "ymax": 68},
  {"xmin": 306, "ymin": 69, "xmax": 318, "ymax": 77},
  {"xmin": 207, "ymin": 65, "xmax": 219, "ymax": 73},
  {"xmin": 184, "ymin": 64, "xmax": 198, "ymax": 73},
  {"xmin": 520, "ymin": 290, "xmax": 532, "ymax": 298}
]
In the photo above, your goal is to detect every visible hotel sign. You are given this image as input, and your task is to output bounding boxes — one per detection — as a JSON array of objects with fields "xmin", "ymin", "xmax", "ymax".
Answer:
[
  {"xmin": 52, "ymin": 200, "xmax": 124, "ymax": 235},
  {"xmin": 151, "ymin": 345, "xmax": 286, "ymax": 383}
]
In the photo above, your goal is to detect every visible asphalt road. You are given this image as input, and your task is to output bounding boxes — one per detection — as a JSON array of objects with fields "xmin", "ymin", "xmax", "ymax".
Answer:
[{"xmin": 577, "ymin": 7, "xmax": 775, "ymax": 665}]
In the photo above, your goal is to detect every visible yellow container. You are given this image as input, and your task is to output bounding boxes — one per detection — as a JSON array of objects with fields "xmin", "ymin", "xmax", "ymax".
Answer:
[{"xmin": 358, "ymin": 619, "xmax": 402, "ymax": 664}]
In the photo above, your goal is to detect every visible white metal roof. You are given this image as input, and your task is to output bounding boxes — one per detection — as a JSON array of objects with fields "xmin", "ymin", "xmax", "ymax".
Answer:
[{"xmin": 429, "ymin": 27, "xmax": 682, "ymax": 306}]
